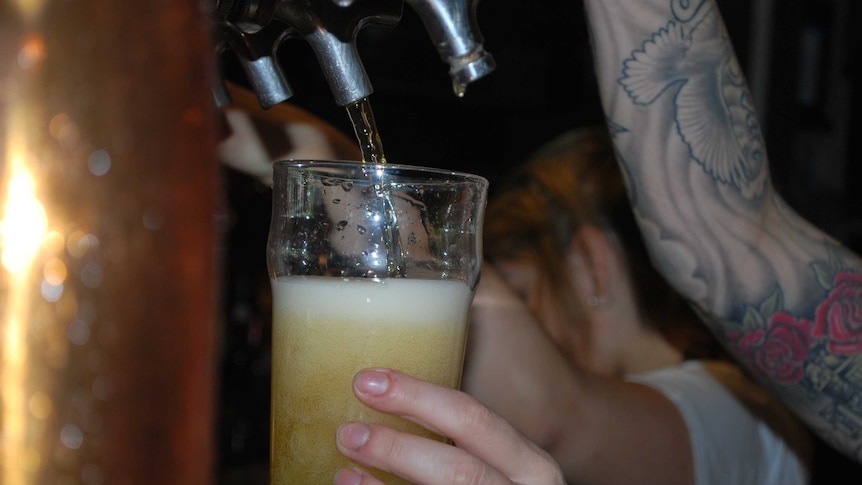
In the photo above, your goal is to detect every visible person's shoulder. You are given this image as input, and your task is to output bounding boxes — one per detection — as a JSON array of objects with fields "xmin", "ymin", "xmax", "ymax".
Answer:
[
  {"xmin": 626, "ymin": 359, "xmax": 741, "ymax": 411},
  {"xmin": 633, "ymin": 359, "xmax": 813, "ymax": 485}
]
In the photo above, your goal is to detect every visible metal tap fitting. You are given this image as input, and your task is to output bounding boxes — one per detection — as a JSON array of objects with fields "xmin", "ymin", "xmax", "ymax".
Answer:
[
  {"xmin": 217, "ymin": 21, "xmax": 294, "ymax": 109},
  {"xmin": 215, "ymin": 0, "xmax": 296, "ymax": 108},
  {"xmin": 331, "ymin": 0, "xmax": 496, "ymax": 96},
  {"xmin": 272, "ymin": 0, "xmax": 402, "ymax": 106},
  {"xmin": 403, "ymin": 0, "xmax": 495, "ymax": 96}
]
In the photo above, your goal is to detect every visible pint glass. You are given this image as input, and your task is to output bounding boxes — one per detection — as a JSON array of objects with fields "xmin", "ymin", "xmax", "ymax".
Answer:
[{"xmin": 267, "ymin": 160, "xmax": 488, "ymax": 484}]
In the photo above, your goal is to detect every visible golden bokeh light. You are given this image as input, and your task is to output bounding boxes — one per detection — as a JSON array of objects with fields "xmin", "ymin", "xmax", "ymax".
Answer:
[
  {"xmin": 1, "ymin": 157, "xmax": 48, "ymax": 274},
  {"xmin": 12, "ymin": 0, "xmax": 50, "ymax": 26},
  {"xmin": 43, "ymin": 258, "xmax": 67, "ymax": 286},
  {"xmin": 2, "ymin": 28, "xmax": 50, "ymax": 480}
]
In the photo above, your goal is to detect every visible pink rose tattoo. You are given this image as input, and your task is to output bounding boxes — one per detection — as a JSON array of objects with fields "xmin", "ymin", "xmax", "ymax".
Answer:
[
  {"xmin": 736, "ymin": 314, "xmax": 814, "ymax": 384},
  {"xmin": 812, "ymin": 272, "xmax": 862, "ymax": 355}
]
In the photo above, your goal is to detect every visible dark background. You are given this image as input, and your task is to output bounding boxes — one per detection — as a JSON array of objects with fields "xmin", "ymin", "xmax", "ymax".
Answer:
[{"xmin": 217, "ymin": 0, "xmax": 862, "ymax": 482}]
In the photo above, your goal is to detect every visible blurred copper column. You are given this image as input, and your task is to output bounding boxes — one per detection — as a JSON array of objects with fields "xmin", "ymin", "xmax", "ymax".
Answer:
[{"xmin": 0, "ymin": 0, "xmax": 219, "ymax": 483}]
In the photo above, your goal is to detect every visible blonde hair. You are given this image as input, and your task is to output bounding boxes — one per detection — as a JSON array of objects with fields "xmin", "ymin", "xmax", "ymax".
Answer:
[{"xmin": 484, "ymin": 127, "xmax": 724, "ymax": 360}]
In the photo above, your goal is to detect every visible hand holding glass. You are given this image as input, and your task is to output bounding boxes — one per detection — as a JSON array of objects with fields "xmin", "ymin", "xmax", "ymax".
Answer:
[{"xmin": 267, "ymin": 160, "xmax": 488, "ymax": 484}]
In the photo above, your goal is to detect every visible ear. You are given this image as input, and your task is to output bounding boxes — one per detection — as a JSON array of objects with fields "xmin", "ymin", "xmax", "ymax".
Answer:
[{"xmin": 566, "ymin": 225, "xmax": 614, "ymax": 304}]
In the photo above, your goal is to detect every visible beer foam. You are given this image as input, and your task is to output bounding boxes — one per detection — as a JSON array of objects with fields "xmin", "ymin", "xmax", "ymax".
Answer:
[{"xmin": 272, "ymin": 276, "xmax": 472, "ymax": 324}]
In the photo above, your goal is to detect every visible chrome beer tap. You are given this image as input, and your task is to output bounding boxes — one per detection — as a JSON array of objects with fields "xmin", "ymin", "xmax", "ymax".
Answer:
[
  {"xmin": 271, "ymin": 0, "xmax": 403, "ymax": 106},
  {"xmin": 331, "ymin": 0, "xmax": 495, "ymax": 96},
  {"xmin": 216, "ymin": 20, "xmax": 294, "ymax": 108},
  {"xmin": 215, "ymin": 0, "xmax": 301, "ymax": 108},
  {"xmin": 402, "ymin": 0, "xmax": 496, "ymax": 96},
  {"xmin": 214, "ymin": 0, "xmax": 495, "ymax": 109},
  {"xmin": 215, "ymin": 0, "xmax": 403, "ymax": 107}
]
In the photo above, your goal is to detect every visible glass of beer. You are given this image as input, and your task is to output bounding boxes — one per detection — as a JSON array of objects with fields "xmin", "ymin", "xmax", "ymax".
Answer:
[{"xmin": 267, "ymin": 160, "xmax": 488, "ymax": 484}]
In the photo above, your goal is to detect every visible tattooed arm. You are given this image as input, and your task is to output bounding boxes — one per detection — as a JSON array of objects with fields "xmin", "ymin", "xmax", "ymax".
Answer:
[{"xmin": 583, "ymin": 0, "xmax": 862, "ymax": 462}]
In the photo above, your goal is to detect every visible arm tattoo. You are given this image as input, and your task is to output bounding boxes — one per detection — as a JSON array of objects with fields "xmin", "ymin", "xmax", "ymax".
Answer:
[{"xmin": 588, "ymin": 0, "xmax": 862, "ymax": 459}]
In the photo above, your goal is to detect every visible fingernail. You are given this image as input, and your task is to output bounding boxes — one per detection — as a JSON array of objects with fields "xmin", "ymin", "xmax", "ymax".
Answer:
[
  {"xmin": 338, "ymin": 423, "xmax": 370, "ymax": 450},
  {"xmin": 355, "ymin": 369, "xmax": 390, "ymax": 397},
  {"xmin": 334, "ymin": 468, "xmax": 363, "ymax": 485}
]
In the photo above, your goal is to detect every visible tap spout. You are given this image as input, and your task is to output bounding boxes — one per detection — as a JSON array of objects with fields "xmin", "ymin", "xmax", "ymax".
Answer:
[
  {"xmin": 274, "ymin": 0, "xmax": 402, "ymax": 106},
  {"xmin": 404, "ymin": 0, "xmax": 494, "ymax": 95},
  {"xmin": 218, "ymin": 22, "xmax": 294, "ymax": 109}
]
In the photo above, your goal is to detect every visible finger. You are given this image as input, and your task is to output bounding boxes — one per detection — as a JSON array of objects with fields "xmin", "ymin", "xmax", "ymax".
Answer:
[
  {"xmin": 336, "ymin": 422, "xmax": 511, "ymax": 485},
  {"xmin": 352, "ymin": 369, "xmax": 564, "ymax": 484}
]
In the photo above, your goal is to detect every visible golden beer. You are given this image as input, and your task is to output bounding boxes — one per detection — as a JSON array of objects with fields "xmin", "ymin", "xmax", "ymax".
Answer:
[{"xmin": 270, "ymin": 276, "xmax": 472, "ymax": 484}]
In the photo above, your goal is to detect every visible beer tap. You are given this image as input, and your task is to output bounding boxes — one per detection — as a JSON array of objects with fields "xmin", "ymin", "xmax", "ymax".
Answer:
[
  {"xmin": 216, "ymin": 21, "xmax": 294, "ymax": 108},
  {"xmin": 215, "ymin": 0, "xmax": 403, "ymax": 108},
  {"xmin": 329, "ymin": 0, "xmax": 495, "ymax": 96},
  {"xmin": 215, "ymin": 0, "xmax": 292, "ymax": 107},
  {"xmin": 271, "ymin": 0, "xmax": 403, "ymax": 107},
  {"xmin": 215, "ymin": 0, "xmax": 495, "ymax": 109},
  {"xmin": 403, "ymin": 0, "xmax": 496, "ymax": 96}
]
